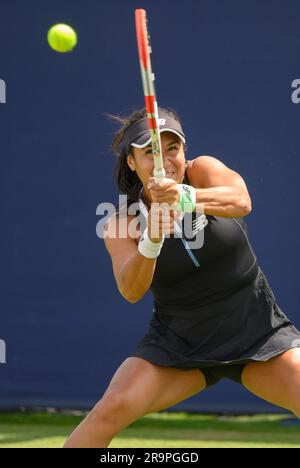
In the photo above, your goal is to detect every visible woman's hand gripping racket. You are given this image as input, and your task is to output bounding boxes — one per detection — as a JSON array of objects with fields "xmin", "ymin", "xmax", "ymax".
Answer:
[{"xmin": 135, "ymin": 9, "xmax": 165, "ymax": 181}]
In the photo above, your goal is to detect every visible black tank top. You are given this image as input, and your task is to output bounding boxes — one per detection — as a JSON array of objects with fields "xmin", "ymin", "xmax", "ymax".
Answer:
[{"xmin": 148, "ymin": 163, "xmax": 259, "ymax": 312}]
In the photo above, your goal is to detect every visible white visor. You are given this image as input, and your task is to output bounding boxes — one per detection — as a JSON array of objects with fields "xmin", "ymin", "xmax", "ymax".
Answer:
[{"xmin": 131, "ymin": 128, "xmax": 186, "ymax": 149}]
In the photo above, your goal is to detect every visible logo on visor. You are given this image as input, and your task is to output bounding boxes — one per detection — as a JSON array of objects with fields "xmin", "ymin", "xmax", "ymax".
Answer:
[{"xmin": 158, "ymin": 118, "xmax": 166, "ymax": 126}]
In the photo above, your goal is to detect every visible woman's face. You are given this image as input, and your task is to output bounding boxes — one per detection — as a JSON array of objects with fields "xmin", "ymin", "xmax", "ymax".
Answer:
[{"xmin": 127, "ymin": 131, "xmax": 186, "ymax": 191}]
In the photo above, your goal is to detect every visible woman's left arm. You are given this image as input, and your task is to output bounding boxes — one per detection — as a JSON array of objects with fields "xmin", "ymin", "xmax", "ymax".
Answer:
[{"xmin": 188, "ymin": 156, "xmax": 252, "ymax": 218}]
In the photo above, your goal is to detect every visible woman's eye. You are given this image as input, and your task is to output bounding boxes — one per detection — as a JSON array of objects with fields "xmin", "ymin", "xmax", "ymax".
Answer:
[{"xmin": 145, "ymin": 146, "xmax": 178, "ymax": 155}]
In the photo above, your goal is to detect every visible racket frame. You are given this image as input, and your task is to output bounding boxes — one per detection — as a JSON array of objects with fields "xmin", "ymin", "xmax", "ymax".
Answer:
[{"xmin": 135, "ymin": 9, "xmax": 165, "ymax": 180}]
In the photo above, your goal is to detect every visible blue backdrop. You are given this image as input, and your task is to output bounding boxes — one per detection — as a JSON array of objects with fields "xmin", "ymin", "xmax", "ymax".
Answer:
[{"xmin": 0, "ymin": 0, "xmax": 299, "ymax": 413}]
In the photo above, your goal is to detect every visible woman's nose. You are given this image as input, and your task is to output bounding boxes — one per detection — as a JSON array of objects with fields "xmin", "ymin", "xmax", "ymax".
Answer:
[{"xmin": 162, "ymin": 152, "xmax": 172, "ymax": 161}]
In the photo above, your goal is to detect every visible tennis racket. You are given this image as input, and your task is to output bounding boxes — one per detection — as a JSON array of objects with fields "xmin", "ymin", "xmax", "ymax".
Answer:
[{"xmin": 135, "ymin": 9, "xmax": 165, "ymax": 180}]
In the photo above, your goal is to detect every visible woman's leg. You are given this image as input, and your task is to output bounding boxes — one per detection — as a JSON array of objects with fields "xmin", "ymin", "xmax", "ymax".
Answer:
[
  {"xmin": 64, "ymin": 357, "xmax": 206, "ymax": 448},
  {"xmin": 241, "ymin": 348, "xmax": 300, "ymax": 417}
]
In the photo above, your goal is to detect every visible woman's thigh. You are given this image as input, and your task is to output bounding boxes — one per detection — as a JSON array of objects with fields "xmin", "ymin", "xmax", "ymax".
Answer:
[
  {"xmin": 241, "ymin": 348, "xmax": 300, "ymax": 413},
  {"xmin": 102, "ymin": 356, "xmax": 207, "ymax": 416}
]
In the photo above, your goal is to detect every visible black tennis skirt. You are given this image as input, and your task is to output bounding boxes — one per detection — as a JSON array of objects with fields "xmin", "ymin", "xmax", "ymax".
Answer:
[{"xmin": 129, "ymin": 267, "xmax": 300, "ymax": 370}]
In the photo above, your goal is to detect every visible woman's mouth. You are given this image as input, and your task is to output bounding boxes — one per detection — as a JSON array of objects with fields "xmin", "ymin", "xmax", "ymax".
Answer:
[
  {"xmin": 165, "ymin": 170, "xmax": 176, "ymax": 178},
  {"xmin": 149, "ymin": 169, "xmax": 177, "ymax": 180}
]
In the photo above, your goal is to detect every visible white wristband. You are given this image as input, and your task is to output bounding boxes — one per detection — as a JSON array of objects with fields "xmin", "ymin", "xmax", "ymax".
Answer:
[{"xmin": 138, "ymin": 227, "xmax": 165, "ymax": 259}]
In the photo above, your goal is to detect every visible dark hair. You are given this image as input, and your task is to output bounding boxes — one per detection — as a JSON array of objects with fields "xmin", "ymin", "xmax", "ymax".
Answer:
[{"xmin": 107, "ymin": 106, "xmax": 186, "ymax": 211}]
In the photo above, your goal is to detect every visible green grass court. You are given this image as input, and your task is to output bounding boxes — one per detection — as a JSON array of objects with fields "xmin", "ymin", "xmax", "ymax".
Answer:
[{"xmin": 0, "ymin": 412, "xmax": 299, "ymax": 448}]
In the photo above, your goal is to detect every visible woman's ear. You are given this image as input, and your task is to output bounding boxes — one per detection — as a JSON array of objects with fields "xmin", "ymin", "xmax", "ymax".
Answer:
[{"xmin": 127, "ymin": 153, "xmax": 136, "ymax": 172}]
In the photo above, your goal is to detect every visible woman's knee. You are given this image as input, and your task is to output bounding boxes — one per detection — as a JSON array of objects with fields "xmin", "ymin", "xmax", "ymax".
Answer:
[
  {"xmin": 283, "ymin": 350, "xmax": 300, "ymax": 414},
  {"xmin": 91, "ymin": 392, "xmax": 126, "ymax": 421},
  {"xmin": 288, "ymin": 372, "xmax": 300, "ymax": 417},
  {"xmin": 88, "ymin": 391, "xmax": 142, "ymax": 431}
]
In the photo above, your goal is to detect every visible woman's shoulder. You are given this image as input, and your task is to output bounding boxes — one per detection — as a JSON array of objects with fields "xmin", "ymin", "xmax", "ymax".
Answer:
[
  {"xmin": 186, "ymin": 155, "xmax": 231, "ymax": 188},
  {"xmin": 187, "ymin": 155, "xmax": 223, "ymax": 173},
  {"xmin": 185, "ymin": 156, "xmax": 211, "ymax": 187}
]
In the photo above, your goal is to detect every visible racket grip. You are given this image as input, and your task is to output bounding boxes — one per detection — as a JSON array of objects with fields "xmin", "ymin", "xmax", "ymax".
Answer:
[{"xmin": 154, "ymin": 168, "xmax": 166, "ymax": 180}]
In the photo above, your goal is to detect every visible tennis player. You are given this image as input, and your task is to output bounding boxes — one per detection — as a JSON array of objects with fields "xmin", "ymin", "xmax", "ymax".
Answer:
[{"xmin": 64, "ymin": 107, "xmax": 300, "ymax": 448}]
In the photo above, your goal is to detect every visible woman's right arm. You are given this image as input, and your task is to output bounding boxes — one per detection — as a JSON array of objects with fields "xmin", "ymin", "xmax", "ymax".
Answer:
[{"xmin": 103, "ymin": 209, "xmax": 175, "ymax": 303}]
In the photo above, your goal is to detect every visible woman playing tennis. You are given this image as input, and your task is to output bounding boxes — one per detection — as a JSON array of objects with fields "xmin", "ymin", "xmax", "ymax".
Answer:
[{"xmin": 64, "ymin": 107, "xmax": 300, "ymax": 448}]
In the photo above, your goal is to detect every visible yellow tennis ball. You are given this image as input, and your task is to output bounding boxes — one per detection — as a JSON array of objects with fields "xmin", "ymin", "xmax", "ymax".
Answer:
[{"xmin": 47, "ymin": 24, "xmax": 77, "ymax": 53}]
